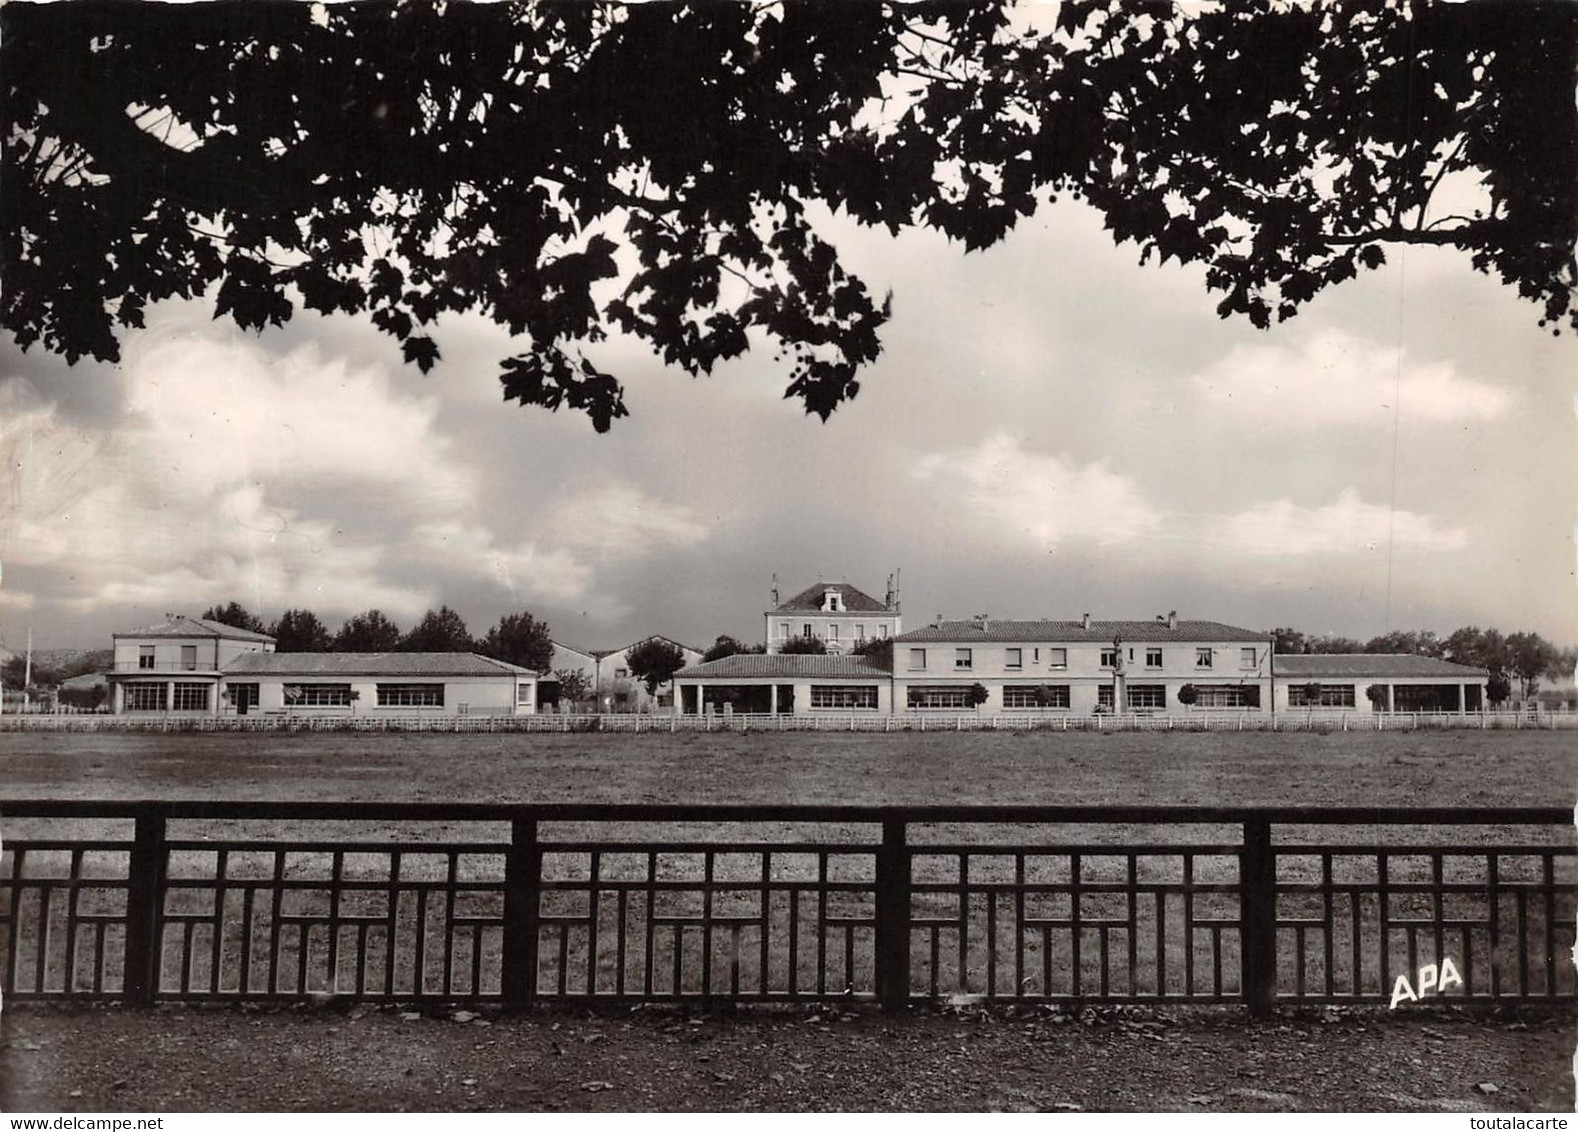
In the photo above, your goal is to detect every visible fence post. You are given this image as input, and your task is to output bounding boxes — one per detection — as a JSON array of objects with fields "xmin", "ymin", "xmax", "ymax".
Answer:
[
  {"xmin": 875, "ymin": 819, "xmax": 911, "ymax": 1014},
  {"xmin": 1240, "ymin": 818, "xmax": 1276, "ymax": 1018},
  {"xmin": 502, "ymin": 816, "xmax": 541, "ymax": 1009},
  {"xmin": 122, "ymin": 809, "xmax": 166, "ymax": 1006}
]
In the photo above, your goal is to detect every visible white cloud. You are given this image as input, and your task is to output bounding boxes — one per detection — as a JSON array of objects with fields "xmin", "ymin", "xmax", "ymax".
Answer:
[
  {"xmin": 914, "ymin": 433, "xmax": 1162, "ymax": 549},
  {"xmin": 0, "ymin": 316, "xmax": 605, "ymax": 621},
  {"xmin": 1219, "ymin": 489, "xmax": 1468, "ymax": 557},
  {"xmin": 408, "ymin": 519, "xmax": 606, "ymax": 612},
  {"xmin": 1190, "ymin": 328, "xmax": 1512, "ymax": 427},
  {"xmin": 546, "ymin": 482, "xmax": 713, "ymax": 557}
]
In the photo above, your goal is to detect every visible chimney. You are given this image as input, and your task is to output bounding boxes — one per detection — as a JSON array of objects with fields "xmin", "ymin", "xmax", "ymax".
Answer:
[
  {"xmin": 770, "ymin": 574, "xmax": 779, "ymax": 607},
  {"xmin": 935, "ymin": 614, "xmax": 944, "ymax": 626},
  {"xmin": 1081, "ymin": 612, "xmax": 1091, "ymax": 630},
  {"xmin": 974, "ymin": 613, "xmax": 990, "ymax": 632},
  {"xmin": 1167, "ymin": 610, "xmax": 1177, "ymax": 630}
]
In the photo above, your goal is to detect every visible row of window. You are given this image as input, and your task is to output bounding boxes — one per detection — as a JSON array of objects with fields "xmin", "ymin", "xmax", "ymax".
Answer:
[
  {"xmin": 125, "ymin": 683, "xmax": 452, "ymax": 710},
  {"xmin": 124, "ymin": 683, "xmax": 211, "ymax": 711},
  {"xmin": 907, "ymin": 646, "xmax": 1259, "ymax": 672},
  {"xmin": 777, "ymin": 622, "xmax": 892, "ymax": 641},
  {"xmin": 278, "ymin": 683, "xmax": 448, "ymax": 707},
  {"xmin": 1287, "ymin": 684, "xmax": 1357, "ymax": 708},
  {"xmin": 903, "ymin": 684, "xmax": 1263, "ymax": 709},
  {"xmin": 136, "ymin": 645, "xmax": 205, "ymax": 670}
]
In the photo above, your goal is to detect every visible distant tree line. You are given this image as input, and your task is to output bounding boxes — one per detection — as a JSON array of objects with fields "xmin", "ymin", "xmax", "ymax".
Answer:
[
  {"xmin": 1272, "ymin": 625, "xmax": 1576, "ymax": 701},
  {"xmin": 200, "ymin": 601, "xmax": 553, "ymax": 673}
]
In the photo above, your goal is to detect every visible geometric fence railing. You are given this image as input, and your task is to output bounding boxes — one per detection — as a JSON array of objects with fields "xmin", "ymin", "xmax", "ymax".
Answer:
[{"xmin": 2, "ymin": 801, "xmax": 1573, "ymax": 1013}]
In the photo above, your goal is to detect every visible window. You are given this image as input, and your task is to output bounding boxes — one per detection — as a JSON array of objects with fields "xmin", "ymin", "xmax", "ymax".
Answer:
[
  {"xmin": 284, "ymin": 683, "xmax": 353, "ymax": 707},
  {"xmin": 1196, "ymin": 648, "xmax": 1214, "ymax": 668},
  {"xmin": 172, "ymin": 683, "xmax": 209, "ymax": 711},
  {"xmin": 1240, "ymin": 648, "xmax": 1258, "ymax": 669},
  {"xmin": 516, "ymin": 683, "xmax": 533, "ymax": 706},
  {"xmin": 615, "ymin": 668, "xmax": 629, "ymax": 678},
  {"xmin": 1288, "ymin": 684, "xmax": 1356, "ymax": 708},
  {"xmin": 1005, "ymin": 648, "xmax": 1022, "ymax": 669},
  {"xmin": 124, "ymin": 684, "xmax": 163, "ymax": 711},
  {"xmin": 810, "ymin": 685, "xmax": 878, "ymax": 710},
  {"xmin": 1100, "ymin": 649, "xmax": 1118, "ymax": 668},
  {"xmin": 908, "ymin": 686, "xmax": 970, "ymax": 710},
  {"xmin": 828, "ymin": 624, "xmax": 839, "ymax": 641},
  {"xmin": 1097, "ymin": 685, "xmax": 1115, "ymax": 709},
  {"xmin": 878, "ymin": 625, "xmax": 889, "ymax": 638},
  {"xmin": 377, "ymin": 683, "xmax": 444, "ymax": 707},
  {"xmin": 954, "ymin": 648, "xmax": 973, "ymax": 670},
  {"xmin": 803, "ymin": 624, "xmax": 813, "ymax": 638},
  {"xmin": 1047, "ymin": 648, "xmax": 1067, "ymax": 669},
  {"xmin": 227, "ymin": 683, "xmax": 260, "ymax": 710},
  {"xmin": 138, "ymin": 646, "xmax": 155, "ymax": 670},
  {"xmin": 1145, "ymin": 648, "xmax": 1163, "ymax": 668},
  {"xmin": 856, "ymin": 624, "xmax": 866, "ymax": 641},
  {"xmin": 1193, "ymin": 685, "xmax": 1261, "ymax": 708},
  {"xmin": 908, "ymin": 648, "xmax": 927, "ymax": 671},
  {"xmin": 181, "ymin": 645, "xmax": 198, "ymax": 671},
  {"xmin": 1126, "ymin": 684, "xmax": 1166, "ymax": 710},
  {"xmin": 1003, "ymin": 685, "xmax": 1070, "ymax": 709},
  {"xmin": 824, "ymin": 590, "xmax": 842, "ymax": 612},
  {"xmin": 779, "ymin": 622, "xmax": 790, "ymax": 639}
]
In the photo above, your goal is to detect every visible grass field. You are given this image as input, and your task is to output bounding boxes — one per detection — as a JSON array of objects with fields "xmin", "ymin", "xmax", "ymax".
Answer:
[
  {"xmin": 0, "ymin": 728, "xmax": 1573, "ymax": 807},
  {"xmin": 2, "ymin": 731, "xmax": 1573, "ymax": 1006}
]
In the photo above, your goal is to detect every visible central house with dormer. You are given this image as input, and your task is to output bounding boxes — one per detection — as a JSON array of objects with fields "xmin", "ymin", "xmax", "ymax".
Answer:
[{"xmin": 763, "ymin": 577, "xmax": 902, "ymax": 654}]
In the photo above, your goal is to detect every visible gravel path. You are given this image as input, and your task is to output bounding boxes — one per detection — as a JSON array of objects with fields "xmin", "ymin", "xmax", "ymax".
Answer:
[{"xmin": 3, "ymin": 1003, "xmax": 1572, "ymax": 1112}]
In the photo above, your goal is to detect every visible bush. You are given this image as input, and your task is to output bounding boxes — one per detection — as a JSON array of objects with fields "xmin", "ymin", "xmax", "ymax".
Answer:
[
  {"xmin": 780, "ymin": 635, "xmax": 828, "ymax": 655},
  {"xmin": 1176, "ymin": 683, "xmax": 1198, "ymax": 707}
]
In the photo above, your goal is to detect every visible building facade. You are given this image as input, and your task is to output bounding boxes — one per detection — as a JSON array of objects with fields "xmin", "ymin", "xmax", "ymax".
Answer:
[
  {"xmin": 548, "ymin": 636, "xmax": 703, "ymax": 712},
  {"xmin": 764, "ymin": 578, "xmax": 902, "ymax": 654},
  {"xmin": 892, "ymin": 614, "xmax": 1273, "ymax": 714},
  {"xmin": 107, "ymin": 615, "xmax": 536, "ymax": 716},
  {"xmin": 108, "ymin": 615, "xmax": 276, "ymax": 714},
  {"xmin": 1271, "ymin": 654, "xmax": 1488, "ymax": 714},
  {"xmin": 220, "ymin": 652, "xmax": 537, "ymax": 717},
  {"xmin": 673, "ymin": 653, "xmax": 894, "ymax": 715}
]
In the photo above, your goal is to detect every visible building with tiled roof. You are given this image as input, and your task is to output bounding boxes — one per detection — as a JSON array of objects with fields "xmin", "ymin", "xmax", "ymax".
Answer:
[
  {"xmin": 547, "ymin": 635, "xmax": 704, "ymax": 713},
  {"xmin": 887, "ymin": 612, "xmax": 1273, "ymax": 714},
  {"xmin": 1272, "ymin": 653, "xmax": 1489, "ymax": 713},
  {"xmin": 764, "ymin": 575, "xmax": 902, "ymax": 655},
  {"xmin": 107, "ymin": 614, "xmax": 538, "ymax": 717},
  {"xmin": 224, "ymin": 652, "xmax": 535, "ymax": 678},
  {"xmin": 674, "ymin": 651, "xmax": 893, "ymax": 715}
]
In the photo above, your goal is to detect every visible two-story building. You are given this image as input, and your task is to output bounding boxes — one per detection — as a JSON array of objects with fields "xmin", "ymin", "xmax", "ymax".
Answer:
[
  {"xmin": 548, "ymin": 636, "xmax": 703, "ymax": 712},
  {"xmin": 891, "ymin": 613, "xmax": 1273, "ymax": 714},
  {"xmin": 764, "ymin": 577, "xmax": 902, "ymax": 654},
  {"xmin": 107, "ymin": 615, "xmax": 276, "ymax": 714}
]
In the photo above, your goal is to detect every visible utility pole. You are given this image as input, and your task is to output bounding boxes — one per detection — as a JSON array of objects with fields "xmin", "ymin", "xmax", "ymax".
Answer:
[{"xmin": 22, "ymin": 627, "xmax": 32, "ymax": 714}]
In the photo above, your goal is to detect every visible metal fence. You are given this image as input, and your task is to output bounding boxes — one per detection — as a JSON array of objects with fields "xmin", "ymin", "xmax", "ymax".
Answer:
[
  {"xmin": 2, "ymin": 801, "xmax": 1572, "ymax": 1012},
  {"xmin": 0, "ymin": 709, "xmax": 1571, "ymax": 733}
]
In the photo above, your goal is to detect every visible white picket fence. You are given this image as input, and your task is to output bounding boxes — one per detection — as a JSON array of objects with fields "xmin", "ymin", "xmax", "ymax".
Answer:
[{"xmin": 0, "ymin": 709, "xmax": 1569, "ymax": 733}]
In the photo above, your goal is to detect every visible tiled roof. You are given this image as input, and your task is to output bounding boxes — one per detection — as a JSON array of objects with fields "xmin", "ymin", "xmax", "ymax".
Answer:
[
  {"xmin": 675, "ymin": 654, "xmax": 891, "ymax": 680},
  {"xmin": 223, "ymin": 652, "xmax": 536, "ymax": 677},
  {"xmin": 893, "ymin": 619, "xmax": 1267, "ymax": 644},
  {"xmin": 1273, "ymin": 654, "xmax": 1489, "ymax": 679},
  {"xmin": 774, "ymin": 582, "xmax": 890, "ymax": 614},
  {"xmin": 114, "ymin": 615, "xmax": 276, "ymax": 643}
]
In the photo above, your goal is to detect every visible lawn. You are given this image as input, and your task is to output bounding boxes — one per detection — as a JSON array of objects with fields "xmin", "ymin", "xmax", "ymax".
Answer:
[
  {"xmin": 2, "ymin": 731, "xmax": 1573, "ymax": 1008},
  {"xmin": 0, "ymin": 729, "xmax": 1573, "ymax": 808}
]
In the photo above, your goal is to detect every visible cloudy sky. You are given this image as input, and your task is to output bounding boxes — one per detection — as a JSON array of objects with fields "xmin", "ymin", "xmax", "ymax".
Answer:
[{"xmin": 2, "ymin": 189, "xmax": 1573, "ymax": 653}]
